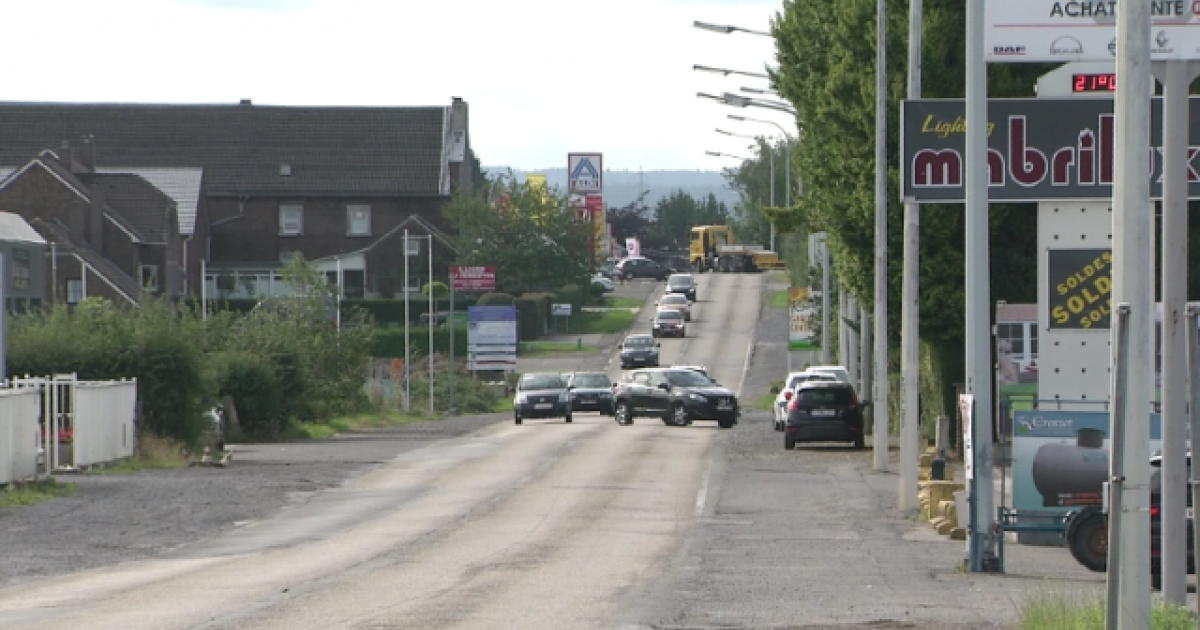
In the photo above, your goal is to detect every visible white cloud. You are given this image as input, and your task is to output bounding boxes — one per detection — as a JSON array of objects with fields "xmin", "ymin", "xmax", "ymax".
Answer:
[{"xmin": 3, "ymin": 0, "xmax": 793, "ymax": 170}]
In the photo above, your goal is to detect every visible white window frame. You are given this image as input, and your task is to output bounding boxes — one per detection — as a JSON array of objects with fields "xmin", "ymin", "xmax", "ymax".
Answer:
[
  {"xmin": 347, "ymin": 204, "xmax": 371, "ymax": 237},
  {"xmin": 139, "ymin": 265, "xmax": 159, "ymax": 292},
  {"xmin": 405, "ymin": 275, "xmax": 421, "ymax": 293},
  {"xmin": 67, "ymin": 279, "xmax": 83, "ymax": 304},
  {"xmin": 279, "ymin": 205, "xmax": 304, "ymax": 236}
]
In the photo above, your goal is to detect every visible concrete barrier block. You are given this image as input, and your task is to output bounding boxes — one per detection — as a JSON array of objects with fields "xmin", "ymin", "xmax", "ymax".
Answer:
[
  {"xmin": 919, "ymin": 453, "xmax": 934, "ymax": 468},
  {"xmin": 935, "ymin": 519, "xmax": 957, "ymax": 535},
  {"xmin": 950, "ymin": 527, "xmax": 967, "ymax": 540}
]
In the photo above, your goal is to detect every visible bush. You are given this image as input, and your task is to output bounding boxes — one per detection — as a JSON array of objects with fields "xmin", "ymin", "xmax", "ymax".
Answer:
[
  {"xmin": 208, "ymin": 351, "xmax": 283, "ymax": 439},
  {"xmin": 515, "ymin": 293, "xmax": 552, "ymax": 340},
  {"xmin": 555, "ymin": 283, "xmax": 587, "ymax": 314},
  {"xmin": 403, "ymin": 362, "xmax": 498, "ymax": 414},
  {"xmin": 477, "ymin": 292, "xmax": 515, "ymax": 306},
  {"xmin": 341, "ymin": 296, "xmax": 481, "ymax": 326},
  {"xmin": 371, "ymin": 326, "xmax": 469, "ymax": 358},
  {"xmin": 423, "ymin": 281, "xmax": 449, "ymax": 298}
]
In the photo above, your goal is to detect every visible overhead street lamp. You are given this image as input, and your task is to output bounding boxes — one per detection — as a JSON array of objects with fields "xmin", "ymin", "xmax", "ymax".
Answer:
[
  {"xmin": 705, "ymin": 150, "xmax": 748, "ymax": 161},
  {"xmin": 718, "ymin": 128, "xmax": 776, "ymax": 212},
  {"xmin": 728, "ymin": 114, "xmax": 796, "ymax": 253},
  {"xmin": 694, "ymin": 64, "xmax": 770, "ymax": 79},
  {"xmin": 740, "ymin": 86, "xmax": 779, "ymax": 97},
  {"xmin": 693, "ymin": 20, "xmax": 771, "ymax": 36}
]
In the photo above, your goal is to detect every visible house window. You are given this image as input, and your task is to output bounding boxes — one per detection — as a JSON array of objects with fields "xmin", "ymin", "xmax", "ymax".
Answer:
[
  {"xmin": 996, "ymin": 323, "xmax": 1025, "ymax": 357},
  {"xmin": 67, "ymin": 279, "xmax": 83, "ymax": 304},
  {"xmin": 140, "ymin": 265, "xmax": 159, "ymax": 292},
  {"xmin": 279, "ymin": 205, "xmax": 304, "ymax": 236},
  {"xmin": 10, "ymin": 249, "xmax": 30, "ymax": 290},
  {"xmin": 1029, "ymin": 325, "xmax": 1038, "ymax": 358},
  {"xmin": 347, "ymin": 205, "xmax": 371, "ymax": 236}
]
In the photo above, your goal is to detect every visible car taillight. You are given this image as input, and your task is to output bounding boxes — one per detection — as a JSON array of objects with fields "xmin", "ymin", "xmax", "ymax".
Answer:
[
  {"xmin": 847, "ymin": 398, "xmax": 858, "ymax": 410},
  {"xmin": 1150, "ymin": 504, "xmax": 1160, "ymax": 518},
  {"xmin": 784, "ymin": 391, "xmax": 793, "ymax": 401},
  {"xmin": 788, "ymin": 396, "xmax": 799, "ymax": 412}
]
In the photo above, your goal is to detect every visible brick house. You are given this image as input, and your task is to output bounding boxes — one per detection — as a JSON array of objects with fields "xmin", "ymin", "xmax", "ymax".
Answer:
[{"xmin": 0, "ymin": 98, "xmax": 472, "ymax": 303}]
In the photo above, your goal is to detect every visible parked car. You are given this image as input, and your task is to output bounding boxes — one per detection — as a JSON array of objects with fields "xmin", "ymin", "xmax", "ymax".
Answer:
[
  {"xmin": 566, "ymin": 371, "xmax": 614, "ymax": 415},
  {"xmin": 616, "ymin": 256, "xmax": 671, "ymax": 281},
  {"xmin": 771, "ymin": 371, "xmax": 837, "ymax": 431},
  {"xmin": 784, "ymin": 381, "xmax": 866, "ymax": 449},
  {"xmin": 805, "ymin": 365, "xmax": 853, "ymax": 385},
  {"xmin": 657, "ymin": 293, "xmax": 692, "ymax": 321},
  {"xmin": 666, "ymin": 273, "xmax": 698, "ymax": 301},
  {"xmin": 652, "ymin": 308, "xmax": 686, "ymax": 338},
  {"xmin": 513, "ymin": 373, "xmax": 572, "ymax": 425},
  {"xmin": 619, "ymin": 334, "xmax": 661, "ymax": 369},
  {"xmin": 612, "ymin": 367, "xmax": 739, "ymax": 428},
  {"xmin": 1065, "ymin": 452, "xmax": 1194, "ymax": 590},
  {"xmin": 591, "ymin": 273, "xmax": 615, "ymax": 293}
]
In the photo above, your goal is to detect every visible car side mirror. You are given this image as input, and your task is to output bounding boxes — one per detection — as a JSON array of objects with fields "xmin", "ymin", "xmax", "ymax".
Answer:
[
  {"xmin": 770, "ymin": 386, "xmax": 781, "ymax": 394},
  {"xmin": 658, "ymin": 383, "xmax": 671, "ymax": 391}
]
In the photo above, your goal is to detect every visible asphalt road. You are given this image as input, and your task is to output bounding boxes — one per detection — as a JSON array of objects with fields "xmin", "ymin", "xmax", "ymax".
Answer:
[{"xmin": 0, "ymin": 271, "xmax": 1118, "ymax": 629}]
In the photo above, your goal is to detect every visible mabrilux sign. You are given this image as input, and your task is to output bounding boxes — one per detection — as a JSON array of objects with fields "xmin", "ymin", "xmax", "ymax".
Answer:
[{"xmin": 901, "ymin": 97, "xmax": 1200, "ymax": 202}]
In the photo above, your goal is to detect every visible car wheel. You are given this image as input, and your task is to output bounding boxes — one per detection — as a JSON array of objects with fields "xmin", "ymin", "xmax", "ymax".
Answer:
[
  {"xmin": 785, "ymin": 435, "xmax": 796, "ymax": 450},
  {"xmin": 565, "ymin": 413, "xmax": 573, "ymax": 423},
  {"xmin": 854, "ymin": 433, "xmax": 865, "ymax": 450},
  {"xmin": 514, "ymin": 415, "xmax": 523, "ymax": 425},
  {"xmin": 615, "ymin": 402, "xmax": 632, "ymax": 425},
  {"xmin": 717, "ymin": 418, "xmax": 734, "ymax": 429},
  {"xmin": 1067, "ymin": 512, "xmax": 1108, "ymax": 572},
  {"xmin": 685, "ymin": 314, "xmax": 691, "ymax": 321},
  {"xmin": 672, "ymin": 403, "xmax": 689, "ymax": 427}
]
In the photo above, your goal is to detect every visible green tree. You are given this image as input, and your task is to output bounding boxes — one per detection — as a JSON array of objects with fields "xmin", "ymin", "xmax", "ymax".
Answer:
[
  {"xmin": 649, "ymin": 190, "xmax": 730, "ymax": 249},
  {"xmin": 446, "ymin": 179, "xmax": 591, "ymax": 295}
]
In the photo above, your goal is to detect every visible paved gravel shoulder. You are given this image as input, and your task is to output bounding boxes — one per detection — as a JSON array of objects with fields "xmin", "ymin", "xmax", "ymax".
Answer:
[{"xmin": 0, "ymin": 413, "xmax": 508, "ymax": 588}]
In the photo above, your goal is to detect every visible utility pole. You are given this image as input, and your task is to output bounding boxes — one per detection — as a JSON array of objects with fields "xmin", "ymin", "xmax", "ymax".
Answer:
[
  {"xmin": 404, "ymin": 229, "xmax": 411, "ymax": 413},
  {"xmin": 1109, "ymin": 0, "xmax": 1154, "ymax": 619},
  {"xmin": 898, "ymin": 0, "xmax": 923, "ymax": 513},
  {"xmin": 871, "ymin": 0, "xmax": 889, "ymax": 472}
]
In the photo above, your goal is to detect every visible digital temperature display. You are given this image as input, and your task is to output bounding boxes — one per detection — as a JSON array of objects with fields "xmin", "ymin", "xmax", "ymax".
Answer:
[{"xmin": 1073, "ymin": 73, "xmax": 1117, "ymax": 92}]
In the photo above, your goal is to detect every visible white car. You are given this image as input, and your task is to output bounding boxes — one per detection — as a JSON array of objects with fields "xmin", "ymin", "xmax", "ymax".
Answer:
[
  {"xmin": 772, "ymin": 370, "xmax": 837, "ymax": 430},
  {"xmin": 591, "ymin": 273, "xmax": 615, "ymax": 293},
  {"xmin": 805, "ymin": 365, "xmax": 852, "ymax": 384}
]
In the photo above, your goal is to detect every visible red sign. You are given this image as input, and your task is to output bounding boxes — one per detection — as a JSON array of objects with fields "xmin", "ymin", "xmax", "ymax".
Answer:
[
  {"xmin": 585, "ymin": 194, "xmax": 603, "ymax": 216},
  {"xmin": 450, "ymin": 265, "xmax": 496, "ymax": 292}
]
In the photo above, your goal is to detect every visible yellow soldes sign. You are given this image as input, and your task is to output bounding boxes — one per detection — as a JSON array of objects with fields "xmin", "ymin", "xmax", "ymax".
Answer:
[{"xmin": 1048, "ymin": 248, "xmax": 1112, "ymax": 329}]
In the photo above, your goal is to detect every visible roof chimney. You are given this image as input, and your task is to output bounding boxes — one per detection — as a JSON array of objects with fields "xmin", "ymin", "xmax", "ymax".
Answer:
[
  {"xmin": 239, "ymin": 99, "xmax": 252, "ymax": 106},
  {"xmin": 78, "ymin": 134, "xmax": 96, "ymax": 172}
]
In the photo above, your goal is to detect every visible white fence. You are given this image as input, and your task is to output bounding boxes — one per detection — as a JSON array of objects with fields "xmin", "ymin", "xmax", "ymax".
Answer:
[
  {"xmin": 0, "ymin": 374, "xmax": 138, "ymax": 483},
  {"xmin": 0, "ymin": 389, "xmax": 41, "ymax": 485},
  {"xmin": 73, "ymin": 380, "xmax": 137, "ymax": 467}
]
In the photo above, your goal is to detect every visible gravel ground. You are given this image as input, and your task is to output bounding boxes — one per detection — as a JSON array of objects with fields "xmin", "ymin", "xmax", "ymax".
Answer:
[{"xmin": 0, "ymin": 412, "xmax": 509, "ymax": 588}]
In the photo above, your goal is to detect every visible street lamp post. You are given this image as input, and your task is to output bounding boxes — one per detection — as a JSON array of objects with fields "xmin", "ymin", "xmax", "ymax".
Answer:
[
  {"xmin": 705, "ymin": 150, "xmax": 749, "ymax": 161},
  {"xmin": 694, "ymin": 65, "xmax": 769, "ymax": 79},
  {"xmin": 728, "ymin": 114, "xmax": 794, "ymax": 253},
  {"xmin": 717, "ymin": 129, "xmax": 773, "ymax": 209},
  {"xmin": 693, "ymin": 20, "xmax": 772, "ymax": 36}
]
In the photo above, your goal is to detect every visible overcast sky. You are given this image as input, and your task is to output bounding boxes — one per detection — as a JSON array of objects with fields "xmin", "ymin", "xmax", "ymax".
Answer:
[{"xmin": 4, "ymin": 0, "xmax": 789, "ymax": 172}]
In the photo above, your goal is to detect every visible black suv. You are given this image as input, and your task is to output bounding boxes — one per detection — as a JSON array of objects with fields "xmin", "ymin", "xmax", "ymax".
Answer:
[
  {"xmin": 612, "ymin": 368, "xmax": 739, "ymax": 428},
  {"xmin": 616, "ymin": 257, "xmax": 670, "ymax": 281},
  {"xmin": 619, "ymin": 334, "xmax": 661, "ymax": 369},
  {"xmin": 666, "ymin": 273, "xmax": 698, "ymax": 301},
  {"xmin": 784, "ymin": 381, "xmax": 865, "ymax": 449}
]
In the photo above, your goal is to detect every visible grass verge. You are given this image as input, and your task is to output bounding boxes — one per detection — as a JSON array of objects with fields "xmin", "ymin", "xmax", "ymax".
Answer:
[
  {"xmin": 493, "ymin": 397, "xmax": 514, "ymax": 413},
  {"xmin": 599, "ymin": 296, "xmax": 645, "ymax": 309},
  {"xmin": 280, "ymin": 410, "xmax": 438, "ymax": 441},
  {"xmin": 1019, "ymin": 592, "xmax": 1194, "ymax": 629},
  {"xmin": 569, "ymin": 309, "xmax": 637, "ymax": 334},
  {"xmin": 518, "ymin": 341, "xmax": 596, "ymax": 355},
  {"xmin": 0, "ymin": 478, "xmax": 77, "ymax": 509},
  {"xmin": 768, "ymin": 290, "xmax": 789, "ymax": 310},
  {"xmin": 753, "ymin": 380, "xmax": 785, "ymax": 411}
]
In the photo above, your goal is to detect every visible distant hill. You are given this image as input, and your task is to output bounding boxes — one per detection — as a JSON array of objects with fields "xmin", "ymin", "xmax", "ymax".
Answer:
[{"xmin": 483, "ymin": 167, "xmax": 742, "ymax": 210}]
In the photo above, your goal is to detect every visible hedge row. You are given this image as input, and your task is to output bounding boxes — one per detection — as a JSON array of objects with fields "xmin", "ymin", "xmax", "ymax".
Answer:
[
  {"xmin": 371, "ymin": 326, "xmax": 470, "ymax": 358},
  {"xmin": 206, "ymin": 295, "xmax": 487, "ymax": 324}
]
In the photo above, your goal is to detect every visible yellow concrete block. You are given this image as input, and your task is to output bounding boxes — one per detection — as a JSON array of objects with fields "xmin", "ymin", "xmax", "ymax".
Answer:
[
  {"xmin": 950, "ymin": 527, "xmax": 967, "ymax": 540},
  {"xmin": 929, "ymin": 516, "xmax": 949, "ymax": 531},
  {"xmin": 936, "ymin": 519, "xmax": 956, "ymax": 535},
  {"xmin": 919, "ymin": 453, "xmax": 934, "ymax": 468}
]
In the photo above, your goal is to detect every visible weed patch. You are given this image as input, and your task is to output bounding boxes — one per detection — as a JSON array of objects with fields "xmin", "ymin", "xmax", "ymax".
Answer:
[{"xmin": 0, "ymin": 478, "xmax": 77, "ymax": 509}]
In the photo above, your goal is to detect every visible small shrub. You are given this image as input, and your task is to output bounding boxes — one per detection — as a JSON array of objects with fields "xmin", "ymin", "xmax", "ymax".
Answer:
[
  {"xmin": 422, "ymin": 281, "xmax": 449, "ymax": 299},
  {"xmin": 208, "ymin": 351, "xmax": 284, "ymax": 439},
  {"xmin": 477, "ymin": 292, "xmax": 515, "ymax": 306}
]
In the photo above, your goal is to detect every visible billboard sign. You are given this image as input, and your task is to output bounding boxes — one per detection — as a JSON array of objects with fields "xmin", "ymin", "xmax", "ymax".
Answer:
[
  {"xmin": 986, "ymin": 0, "xmax": 1200, "ymax": 63},
  {"xmin": 450, "ymin": 265, "xmax": 496, "ymax": 292},
  {"xmin": 1048, "ymin": 249, "xmax": 1112, "ymax": 330},
  {"xmin": 625, "ymin": 237, "xmax": 641, "ymax": 258},
  {"xmin": 568, "ymin": 153, "xmax": 603, "ymax": 194},
  {"xmin": 468, "ymin": 305, "xmax": 517, "ymax": 371},
  {"xmin": 788, "ymin": 287, "xmax": 818, "ymax": 351},
  {"xmin": 901, "ymin": 97, "xmax": 1200, "ymax": 202},
  {"xmin": 1011, "ymin": 410, "xmax": 1162, "ymax": 513}
]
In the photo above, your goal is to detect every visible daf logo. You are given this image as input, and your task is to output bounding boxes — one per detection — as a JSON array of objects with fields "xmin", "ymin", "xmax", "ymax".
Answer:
[
  {"xmin": 1109, "ymin": 38, "xmax": 1117, "ymax": 56},
  {"xmin": 1050, "ymin": 36, "xmax": 1083, "ymax": 56}
]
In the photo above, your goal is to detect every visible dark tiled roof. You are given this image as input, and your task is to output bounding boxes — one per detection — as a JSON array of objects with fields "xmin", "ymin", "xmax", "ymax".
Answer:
[
  {"xmin": 0, "ymin": 102, "xmax": 448, "ymax": 197},
  {"xmin": 77, "ymin": 173, "xmax": 173, "ymax": 243},
  {"xmin": 30, "ymin": 218, "xmax": 141, "ymax": 303}
]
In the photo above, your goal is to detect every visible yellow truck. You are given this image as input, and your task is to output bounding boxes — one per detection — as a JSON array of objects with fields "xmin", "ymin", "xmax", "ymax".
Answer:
[{"xmin": 688, "ymin": 225, "xmax": 785, "ymax": 273}]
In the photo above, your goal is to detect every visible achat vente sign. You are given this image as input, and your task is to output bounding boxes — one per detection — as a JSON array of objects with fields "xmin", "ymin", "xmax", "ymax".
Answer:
[{"xmin": 450, "ymin": 266, "xmax": 496, "ymax": 292}]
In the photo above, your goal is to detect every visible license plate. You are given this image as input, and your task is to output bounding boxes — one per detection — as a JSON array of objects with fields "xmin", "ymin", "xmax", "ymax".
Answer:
[
  {"xmin": 812, "ymin": 409, "xmax": 836, "ymax": 417},
  {"xmin": 634, "ymin": 357, "xmax": 645, "ymax": 362},
  {"xmin": 717, "ymin": 401, "xmax": 732, "ymax": 410},
  {"xmin": 534, "ymin": 403, "xmax": 552, "ymax": 410}
]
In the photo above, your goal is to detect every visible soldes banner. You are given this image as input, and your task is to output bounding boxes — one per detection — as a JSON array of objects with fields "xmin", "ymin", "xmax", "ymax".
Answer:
[
  {"xmin": 901, "ymin": 97, "xmax": 1200, "ymax": 202},
  {"xmin": 1048, "ymin": 249, "xmax": 1112, "ymax": 330}
]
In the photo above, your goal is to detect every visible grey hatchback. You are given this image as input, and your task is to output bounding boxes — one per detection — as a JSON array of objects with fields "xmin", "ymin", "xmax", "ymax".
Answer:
[{"xmin": 513, "ymin": 373, "xmax": 572, "ymax": 425}]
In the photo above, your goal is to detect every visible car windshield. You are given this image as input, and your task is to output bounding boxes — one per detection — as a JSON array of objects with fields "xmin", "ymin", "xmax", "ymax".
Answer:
[
  {"xmin": 571, "ymin": 373, "xmax": 611, "ymax": 388},
  {"xmin": 519, "ymin": 374, "xmax": 565, "ymax": 390},
  {"xmin": 788, "ymin": 374, "xmax": 833, "ymax": 389},
  {"xmin": 795, "ymin": 387, "xmax": 855, "ymax": 406},
  {"xmin": 668, "ymin": 276, "xmax": 694, "ymax": 287},
  {"xmin": 656, "ymin": 310, "xmax": 682, "ymax": 320},
  {"xmin": 624, "ymin": 336, "xmax": 655, "ymax": 348},
  {"xmin": 661, "ymin": 295, "xmax": 687, "ymax": 304},
  {"xmin": 666, "ymin": 370, "xmax": 715, "ymax": 387}
]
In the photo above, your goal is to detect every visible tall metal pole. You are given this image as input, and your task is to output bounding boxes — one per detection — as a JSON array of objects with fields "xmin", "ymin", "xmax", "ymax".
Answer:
[
  {"xmin": 450, "ymin": 280, "xmax": 456, "ymax": 413},
  {"xmin": 839, "ymin": 291, "xmax": 849, "ymax": 366},
  {"xmin": 769, "ymin": 140, "xmax": 776, "ymax": 208},
  {"xmin": 1186, "ymin": 304, "xmax": 1200, "ymax": 623},
  {"xmin": 898, "ymin": 0, "xmax": 923, "ymax": 513},
  {"xmin": 1110, "ymin": 0, "xmax": 1153, "ymax": 619},
  {"xmin": 404, "ymin": 229, "xmax": 411, "ymax": 413},
  {"xmin": 428, "ymin": 236, "xmax": 435, "ymax": 416},
  {"xmin": 872, "ymin": 0, "xmax": 889, "ymax": 472},
  {"xmin": 1154, "ymin": 59, "xmax": 1194, "ymax": 607},
  {"xmin": 200, "ymin": 258, "xmax": 207, "ymax": 321},
  {"xmin": 335, "ymin": 257, "xmax": 342, "ymax": 332},
  {"xmin": 822, "ymin": 240, "xmax": 831, "ymax": 365},
  {"xmin": 1105, "ymin": 304, "xmax": 1132, "ymax": 630},
  {"xmin": 964, "ymin": 0, "xmax": 994, "ymax": 570},
  {"xmin": 861, "ymin": 309, "xmax": 873, "ymax": 416},
  {"xmin": 848, "ymin": 296, "xmax": 859, "ymax": 391}
]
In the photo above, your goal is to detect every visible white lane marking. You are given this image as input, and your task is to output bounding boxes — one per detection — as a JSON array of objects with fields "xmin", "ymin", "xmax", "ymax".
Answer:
[{"xmin": 694, "ymin": 460, "xmax": 711, "ymax": 518}]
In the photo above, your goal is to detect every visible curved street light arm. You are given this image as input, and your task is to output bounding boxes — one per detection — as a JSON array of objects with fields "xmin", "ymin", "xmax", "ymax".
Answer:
[{"xmin": 693, "ymin": 20, "xmax": 772, "ymax": 36}]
